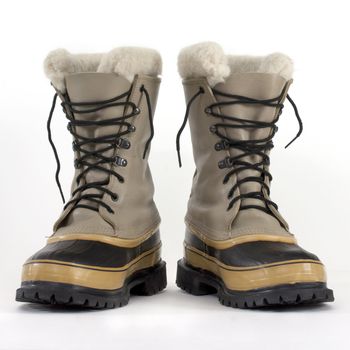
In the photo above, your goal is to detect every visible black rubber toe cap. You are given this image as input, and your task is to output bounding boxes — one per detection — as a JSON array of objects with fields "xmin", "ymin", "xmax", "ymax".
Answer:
[
  {"xmin": 212, "ymin": 241, "xmax": 320, "ymax": 267},
  {"xmin": 186, "ymin": 233, "xmax": 320, "ymax": 267},
  {"xmin": 28, "ymin": 232, "xmax": 160, "ymax": 268}
]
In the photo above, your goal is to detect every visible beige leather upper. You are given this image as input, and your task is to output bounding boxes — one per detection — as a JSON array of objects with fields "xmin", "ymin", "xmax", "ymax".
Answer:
[
  {"xmin": 53, "ymin": 73, "xmax": 160, "ymax": 239},
  {"xmin": 183, "ymin": 73, "xmax": 294, "ymax": 241}
]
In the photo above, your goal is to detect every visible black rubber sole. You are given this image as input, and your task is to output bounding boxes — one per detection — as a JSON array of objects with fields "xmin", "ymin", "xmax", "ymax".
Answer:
[
  {"xmin": 16, "ymin": 261, "xmax": 167, "ymax": 309},
  {"xmin": 176, "ymin": 259, "xmax": 334, "ymax": 308}
]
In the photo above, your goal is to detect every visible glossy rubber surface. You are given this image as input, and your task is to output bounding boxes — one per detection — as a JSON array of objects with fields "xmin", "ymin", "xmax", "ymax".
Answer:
[
  {"xmin": 16, "ymin": 261, "xmax": 166, "ymax": 309},
  {"xmin": 176, "ymin": 260, "xmax": 334, "ymax": 308}
]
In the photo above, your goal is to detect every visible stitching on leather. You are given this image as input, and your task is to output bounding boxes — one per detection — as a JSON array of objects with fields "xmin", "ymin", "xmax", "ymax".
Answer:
[{"xmin": 186, "ymin": 216, "xmax": 294, "ymax": 239}]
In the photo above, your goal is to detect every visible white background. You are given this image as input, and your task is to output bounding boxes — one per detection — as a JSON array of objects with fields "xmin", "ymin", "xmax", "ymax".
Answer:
[{"xmin": 0, "ymin": 0, "xmax": 349, "ymax": 349}]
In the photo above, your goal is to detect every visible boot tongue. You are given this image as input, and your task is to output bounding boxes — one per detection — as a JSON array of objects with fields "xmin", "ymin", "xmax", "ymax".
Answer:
[
  {"xmin": 66, "ymin": 72, "xmax": 131, "ymax": 101},
  {"xmin": 214, "ymin": 73, "xmax": 287, "ymax": 208},
  {"xmin": 65, "ymin": 73, "xmax": 132, "ymax": 206}
]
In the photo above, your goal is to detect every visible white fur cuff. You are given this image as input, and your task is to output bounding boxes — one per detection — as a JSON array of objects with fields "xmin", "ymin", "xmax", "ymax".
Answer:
[
  {"xmin": 178, "ymin": 42, "xmax": 293, "ymax": 86},
  {"xmin": 44, "ymin": 47, "xmax": 162, "ymax": 91}
]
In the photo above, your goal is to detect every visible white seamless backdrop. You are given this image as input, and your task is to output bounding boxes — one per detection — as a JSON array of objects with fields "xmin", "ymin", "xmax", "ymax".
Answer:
[{"xmin": 0, "ymin": 0, "xmax": 349, "ymax": 349}]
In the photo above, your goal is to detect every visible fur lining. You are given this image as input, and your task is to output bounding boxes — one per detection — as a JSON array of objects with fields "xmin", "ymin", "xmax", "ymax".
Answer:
[
  {"xmin": 178, "ymin": 42, "xmax": 293, "ymax": 86},
  {"xmin": 177, "ymin": 42, "xmax": 230, "ymax": 87},
  {"xmin": 44, "ymin": 47, "xmax": 162, "ymax": 91},
  {"xmin": 98, "ymin": 47, "xmax": 162, "ymax": 83}
]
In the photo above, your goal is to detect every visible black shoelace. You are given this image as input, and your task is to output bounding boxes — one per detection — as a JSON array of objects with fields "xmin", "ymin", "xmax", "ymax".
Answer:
[
  {"xmin": 176, "ymin": 86, "xmax": 303, "ymax": 216},
  {"xmin": 47, "ymin": 85, "xmax": 154, "ymax": 214}
]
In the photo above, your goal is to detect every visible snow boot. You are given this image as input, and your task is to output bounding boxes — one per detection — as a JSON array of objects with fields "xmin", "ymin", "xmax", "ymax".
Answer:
[
  {"xmin": 175, "ymin": 42, "xmax": 334, "ymax": 308},
  {"xmin": 16, "ymin": 47, "xmax": 166, "ymax": 308}
]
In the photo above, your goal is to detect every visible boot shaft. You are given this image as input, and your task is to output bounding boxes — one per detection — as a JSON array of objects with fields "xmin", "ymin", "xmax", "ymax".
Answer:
[
  {"xmin": 44, "ymin": 47, "xmax": 162, "ymax": 238},
  {"xmin": 178, "ymin": 42, "xmax": 297, "ymax": 240}
]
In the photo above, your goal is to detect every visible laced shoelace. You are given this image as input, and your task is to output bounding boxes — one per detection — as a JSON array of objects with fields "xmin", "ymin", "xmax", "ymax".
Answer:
[
  {"xmin": 47, "ymin": 85, "xmax": 154, "ymax": 214},
  {"xmin": 176, "ymin": 85, "xmax": 303, "ymax": 216}
]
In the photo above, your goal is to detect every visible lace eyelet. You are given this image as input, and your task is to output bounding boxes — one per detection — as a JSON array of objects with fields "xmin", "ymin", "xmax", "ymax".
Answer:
[
  {"xmin": 215, "ymin": 140, "xmax": 229, "ymax": 151},
  {"xmin": 116, "ymin": 138, "xmax": 131, "ymax": 149},
  {"xmin": 209, "ymin": 125, "xmax": 216, "ymax": 133},
  {"xmin": 74, "ymin": 159, "xmax": 81, "ymax": 169},
  {"xmin": 128, "ymin": 125, "xmax": 136, "ymax": 132},
  {"xmin": 115, "ymin": 156, "xmax": 128, "ymax": 167},
  {"xmin": 111, "ymin": 194, "xmax": 118, "ymax": 202},
  {"xmin": 135, "ymin": 107, "xmax": 140, "ymax": 114},
  {"xmin": 218, "ymin": 157, "xmax": 232, "ymax": 169}
]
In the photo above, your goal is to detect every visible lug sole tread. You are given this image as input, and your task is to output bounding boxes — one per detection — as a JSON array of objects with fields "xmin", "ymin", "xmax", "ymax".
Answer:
[
  {"xmin": 16, "ymin": 261, "xmax": 167, "ymax": 309},
  {"xmin": 176, "ymin": 259, "xmax": 334, "ymax": 309}
]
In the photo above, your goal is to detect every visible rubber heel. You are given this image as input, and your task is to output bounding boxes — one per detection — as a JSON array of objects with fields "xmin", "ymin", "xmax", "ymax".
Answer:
[
  {"xmin": 176, "ymin": 259, "xmax": 217, "ymax": 295},
  {"xmin": 131, "ymin": 261, "xmax": 167, "ymax": 296}
]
